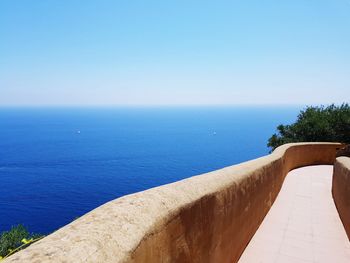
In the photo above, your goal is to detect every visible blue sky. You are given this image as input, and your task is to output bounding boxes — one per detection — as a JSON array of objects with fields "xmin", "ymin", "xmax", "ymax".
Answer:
[{"xmin": 0, "ymin": 0, "xmax": 349, "ymax": 106}]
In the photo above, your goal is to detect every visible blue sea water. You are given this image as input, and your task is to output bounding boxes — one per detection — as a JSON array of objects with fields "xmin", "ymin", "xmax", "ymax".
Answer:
[{"xmin": 0, "ymin": 107, "xmax": 299, "ymax": 234}]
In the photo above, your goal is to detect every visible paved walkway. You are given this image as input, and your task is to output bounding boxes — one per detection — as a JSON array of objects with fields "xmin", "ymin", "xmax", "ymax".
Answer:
[{"xmin": 239, "ymin": 165, "xmax": 350, "ymax": 263}]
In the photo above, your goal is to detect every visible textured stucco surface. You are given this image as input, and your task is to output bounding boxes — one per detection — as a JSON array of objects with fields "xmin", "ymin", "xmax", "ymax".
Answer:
[
  {"xmin": 239, "ymin": 165, "xmax": 350, "ymax": 263},
  {"xmin": 4, "ymin": 143, "xmax": 342, "ymax": 263},
  {"xmin": 333, "ymin": 157, "xmax": 350, "ymax": 240}
]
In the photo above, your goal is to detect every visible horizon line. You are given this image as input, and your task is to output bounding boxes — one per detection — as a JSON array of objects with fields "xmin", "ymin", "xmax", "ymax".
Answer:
[
  {"xmin": 0, "ymin": 104, "xmax": 307, "ymax": 109},
  {"xmin": 0, "ymin": 102, "xmax": 344, "ymax": 108}
]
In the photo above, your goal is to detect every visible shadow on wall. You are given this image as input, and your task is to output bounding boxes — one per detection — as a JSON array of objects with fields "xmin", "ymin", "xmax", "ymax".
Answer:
[{"xmin": 333, "ymin": 156, "xmax": 350, "ymax": 241}]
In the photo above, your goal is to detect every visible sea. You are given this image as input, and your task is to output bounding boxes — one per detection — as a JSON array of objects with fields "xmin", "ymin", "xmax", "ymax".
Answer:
[{"xmin": 0, "ymin": 106, "xmax": 299, "ymax": 234}]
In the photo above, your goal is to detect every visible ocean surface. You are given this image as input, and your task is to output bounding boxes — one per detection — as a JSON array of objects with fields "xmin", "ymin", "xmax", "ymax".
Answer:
[{"xmin": 0, "ymin": 107, "xmax": 299, "ymax": 234}]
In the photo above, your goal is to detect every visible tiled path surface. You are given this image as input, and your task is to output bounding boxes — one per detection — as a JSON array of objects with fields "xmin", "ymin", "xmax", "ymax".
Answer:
[{"xmin": 239, "ymin": 165, "xmax": 350, "ymax": 263}]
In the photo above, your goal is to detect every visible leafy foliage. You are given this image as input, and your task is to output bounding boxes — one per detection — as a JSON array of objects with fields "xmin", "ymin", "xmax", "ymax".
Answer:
[
  {"xmin": 0, "ymin": 225, "xmax": 43, "ymax": 259},
  {"xmin": 268, "ymin": 104, "xmax": 350, "ymax": 151}
]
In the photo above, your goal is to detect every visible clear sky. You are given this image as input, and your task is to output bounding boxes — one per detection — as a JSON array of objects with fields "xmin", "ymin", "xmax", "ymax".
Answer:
[{"xmin": 1, "ymin": 0, "xmax": 349, "ymax": 106}]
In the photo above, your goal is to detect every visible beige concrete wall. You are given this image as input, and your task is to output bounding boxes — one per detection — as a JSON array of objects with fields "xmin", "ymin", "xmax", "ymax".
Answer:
[
  {"xmin": 333, "ymin": 157, "xmax": 350, "ymax": 240},
  {"xmin": 4, "ymin": 143, "xmax": 342, "ymax": 263}
]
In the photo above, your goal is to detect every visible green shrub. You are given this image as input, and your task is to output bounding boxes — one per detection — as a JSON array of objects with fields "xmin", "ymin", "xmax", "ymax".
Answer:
[
  {"xmin": 0, "ymin": 225, "xmax": 43, "ymax": 260},
  {"xmin": 267, "ymin": 103, "xmax": 350, "ymax": 151}
]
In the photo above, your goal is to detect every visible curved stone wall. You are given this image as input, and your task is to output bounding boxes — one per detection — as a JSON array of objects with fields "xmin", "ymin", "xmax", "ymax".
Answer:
[
  {"xmin": 4, "ymin": 143, "xmax": 342, "ymax": 263},
  {"xmin": 332, "ymin": 156, "xmax": 350, "ymax": 240}
]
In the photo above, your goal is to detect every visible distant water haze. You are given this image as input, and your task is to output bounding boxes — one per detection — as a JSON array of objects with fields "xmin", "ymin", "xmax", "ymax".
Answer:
[{"xmin": 0, "ymin": 107, "xmax": 299, "ymax": 233}]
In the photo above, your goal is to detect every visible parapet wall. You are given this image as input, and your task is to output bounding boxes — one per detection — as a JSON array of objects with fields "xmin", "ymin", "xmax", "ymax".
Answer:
[
  {"xmin": 333, "ymin": 157, "xmax": 350, "ymax": 240},
  {"xmin": 5, "ymin": 143, "xmax": 342, "ymax": 263}
]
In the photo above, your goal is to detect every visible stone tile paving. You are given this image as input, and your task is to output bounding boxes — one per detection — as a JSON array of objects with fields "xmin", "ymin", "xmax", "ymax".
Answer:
[{"xmin": 239, "ymin": 165, "xmax": 350, "ymax": 263}]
